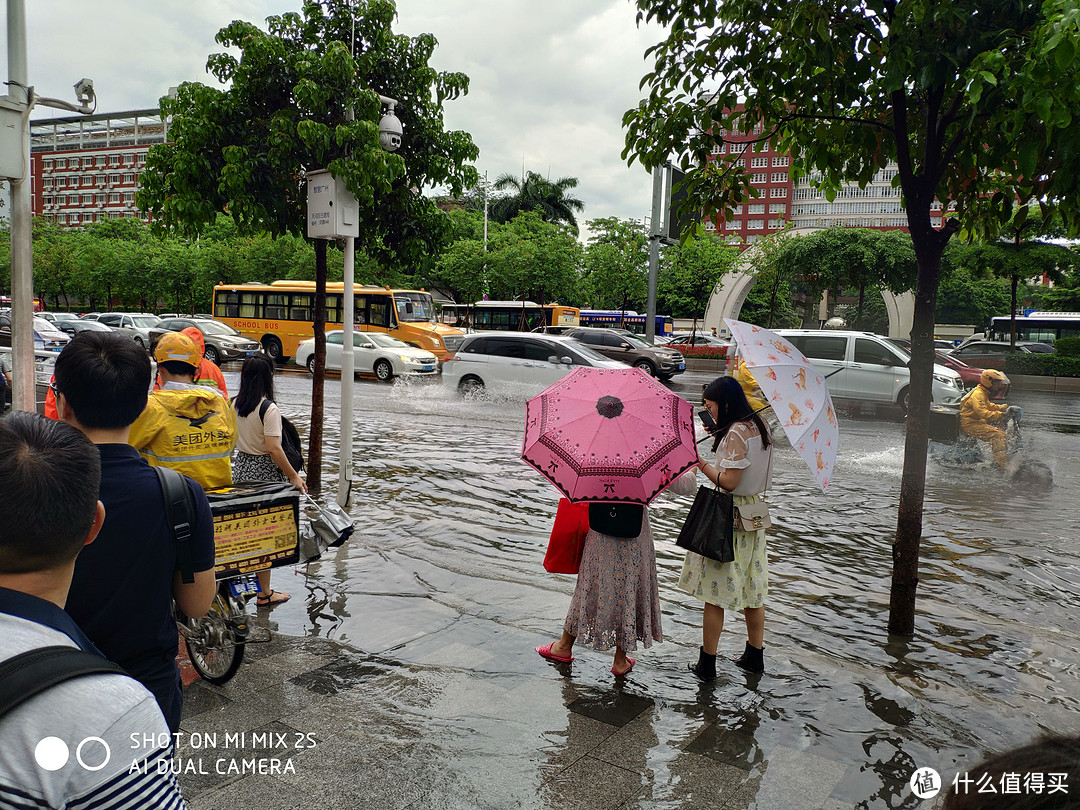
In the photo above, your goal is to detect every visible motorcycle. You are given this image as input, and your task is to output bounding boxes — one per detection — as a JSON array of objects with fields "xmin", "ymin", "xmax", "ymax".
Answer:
[{"xmin": 929, "ymin": 404, "xmax": 1054, "ymax": 488}]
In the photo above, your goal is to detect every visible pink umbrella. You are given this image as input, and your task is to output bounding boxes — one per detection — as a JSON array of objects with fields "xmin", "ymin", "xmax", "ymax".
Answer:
[{"xmin": 521, "ymin": 367, "xmax": 698, "ymax": 503}]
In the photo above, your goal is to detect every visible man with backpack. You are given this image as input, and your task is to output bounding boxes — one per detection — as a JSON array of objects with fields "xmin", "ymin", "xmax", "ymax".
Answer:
[
  {"xmin": 0, "ymin": 412, "xmax": 189, "ymax": 808},
  {"xmin": 53, "ymin": 331, "xmax": 216, "ymax": 732}
]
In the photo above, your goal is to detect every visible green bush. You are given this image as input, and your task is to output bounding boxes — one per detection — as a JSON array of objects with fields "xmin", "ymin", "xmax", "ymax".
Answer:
[
  {"xmin": 1055, "ymin": 336, "xmax": 1080, "ymax": 357},
  {"xmin": 1004, "ymin": 353, "xmax": 1080, "ymax": 377}
]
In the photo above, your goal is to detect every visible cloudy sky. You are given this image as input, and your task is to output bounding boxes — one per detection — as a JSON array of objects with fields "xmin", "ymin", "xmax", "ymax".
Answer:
[{"xmin": 9, "ymin": 1, "xmax": 666, "ymax": 235}]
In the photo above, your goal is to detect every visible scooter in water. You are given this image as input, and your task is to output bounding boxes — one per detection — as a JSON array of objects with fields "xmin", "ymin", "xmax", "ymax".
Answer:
[{"xmin": 929, "ymin": 404, "xmax": 1054, "ymax": 488}]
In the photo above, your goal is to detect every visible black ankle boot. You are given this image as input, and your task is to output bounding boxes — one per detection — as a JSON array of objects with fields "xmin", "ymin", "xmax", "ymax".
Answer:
[
  {"xmin": 688, "ymin": 646, "xmax": 717, "ymax": 681},
  {"xmin": 733, "ymin": 641, "xmax": 765, "ymax": 674}
]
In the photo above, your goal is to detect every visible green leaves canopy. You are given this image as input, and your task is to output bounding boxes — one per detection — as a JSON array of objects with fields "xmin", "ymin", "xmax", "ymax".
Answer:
[{"xmin": 138, "ymin": 0, "xmax": 478, "ymax": 269}]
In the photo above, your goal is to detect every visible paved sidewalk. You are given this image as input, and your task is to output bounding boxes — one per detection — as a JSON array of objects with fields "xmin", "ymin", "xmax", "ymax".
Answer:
[{"xmin": 177, "ymin": 625, "xmax": 913, "ymax": 810}]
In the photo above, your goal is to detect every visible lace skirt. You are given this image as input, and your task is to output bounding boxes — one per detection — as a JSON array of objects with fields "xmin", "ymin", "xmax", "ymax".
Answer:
[{"xmin": 563, "ymin": 515, "xmax": 662, "ymax": 652}]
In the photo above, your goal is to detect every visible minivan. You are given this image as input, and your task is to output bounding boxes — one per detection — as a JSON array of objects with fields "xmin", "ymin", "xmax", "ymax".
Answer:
[
  {"xmin": 442, "ymin": 332, "xmax": 627, "ymax": 394},
  {"xmin": 774, "ymin": 330, "xmax": 964, "ymax": 410}
]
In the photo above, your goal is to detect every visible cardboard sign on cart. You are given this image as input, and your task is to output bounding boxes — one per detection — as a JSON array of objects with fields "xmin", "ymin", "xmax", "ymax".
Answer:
[{"xmin": 204, "ymin": 482, "xmax": 300, "ymax": 578}]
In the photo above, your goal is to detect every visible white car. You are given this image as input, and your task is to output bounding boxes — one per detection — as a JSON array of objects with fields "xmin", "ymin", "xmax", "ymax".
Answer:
[
  {"xmin": 295, "ymin": 330, "xmax": 439, "ymax": 382},
  {"xmin": 774, "ymin": 329, "xmax": 965, "ymax": 411},
  {"xmin": 441, "ymin": 331, "xmax": 629, "ymax": 395},
  {"xmin": 96, "ymin": 312, "xmax": 161, "ymax": 348}
]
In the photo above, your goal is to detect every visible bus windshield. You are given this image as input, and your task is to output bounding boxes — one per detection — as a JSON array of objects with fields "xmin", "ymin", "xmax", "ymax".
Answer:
[{"xmin": 394, "ymin": 292, "xmax": 435, "ymax": 323}]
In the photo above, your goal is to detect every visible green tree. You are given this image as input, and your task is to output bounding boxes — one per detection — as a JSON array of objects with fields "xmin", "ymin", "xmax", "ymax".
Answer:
[
  {"xmin": 658, "ymin": 235, "xmax": 738, "ymax": 325},
  {"xmin": 766, "ymin": 228, "xmax": 917, "ymax": 330},
  {"xmin": 958, "ymin": 207, "xmax": 1076, "ymax": 345},
  {"xmin": 137, "ymin": 0, "xmax": 478, "ymax": 491},
  {"xmin": 625, "ymin": 0, "xmax": 1080, "ymax": 634},
  {"xmin": 936, "ymin": 245, "xmax": 1012, "ymax": 328},
  {"xmin": 489, "ymin": 171, "xmax": 585, "ymax": 232},
  {"xmin": 582, "ymin": 218, "xmax": 649, "ymax": 315}
]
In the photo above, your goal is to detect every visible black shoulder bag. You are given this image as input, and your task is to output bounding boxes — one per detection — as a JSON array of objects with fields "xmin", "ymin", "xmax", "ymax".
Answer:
[{"xmin": 676, "ymin": 485, "xmax": 735, "ymax": 563}]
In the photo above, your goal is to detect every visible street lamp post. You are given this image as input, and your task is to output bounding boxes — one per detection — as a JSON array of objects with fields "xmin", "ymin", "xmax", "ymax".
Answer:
[{"xmin": 4, "ymin": 0, "xmax": 95, "ymax": 412}]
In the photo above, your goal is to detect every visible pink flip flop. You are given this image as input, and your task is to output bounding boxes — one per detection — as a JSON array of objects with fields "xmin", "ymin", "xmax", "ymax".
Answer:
[
  {"xmin": 536, "ymin": 642, "xmax": 574, "ymax": 663},
  {"xmin": 611, "ymin": 657, "xmax": 635, "ymax": 676}
]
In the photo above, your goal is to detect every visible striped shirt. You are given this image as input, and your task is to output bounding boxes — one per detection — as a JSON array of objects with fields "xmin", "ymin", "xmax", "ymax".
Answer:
[{"xmin": 0, "ymin": 589, "xmax": 187, "ymax": 809}]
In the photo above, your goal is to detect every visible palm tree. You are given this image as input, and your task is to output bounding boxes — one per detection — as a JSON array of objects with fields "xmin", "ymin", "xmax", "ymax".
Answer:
[{"xmin": 489, "ymin": 171, "xmax": 585, "ymax": 231}]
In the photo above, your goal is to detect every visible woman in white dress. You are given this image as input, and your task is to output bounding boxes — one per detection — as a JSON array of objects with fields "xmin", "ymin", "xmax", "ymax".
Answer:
[{"xmin": 680, "ymin": 376, "xmax": 773, "ymax": 678}]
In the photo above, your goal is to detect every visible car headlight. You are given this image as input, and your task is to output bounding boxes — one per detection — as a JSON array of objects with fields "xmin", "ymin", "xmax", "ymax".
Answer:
[
  {"xmin": 400, "ymin": 355, "xmax": 418, "ymax": 363},
  {"xmin": 933, "ymin": 373, "xmax": 958, "ymax": 388}
]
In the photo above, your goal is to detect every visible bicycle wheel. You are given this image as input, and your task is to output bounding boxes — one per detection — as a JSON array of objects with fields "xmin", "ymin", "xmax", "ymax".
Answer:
[{"xmin": 184, "ymin": 592, "xmax": 245, "ymax": 685}]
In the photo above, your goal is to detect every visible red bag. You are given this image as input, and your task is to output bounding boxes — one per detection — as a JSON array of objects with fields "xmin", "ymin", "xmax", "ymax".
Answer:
[{"xmin": 543, "ymin": 499, "xmax": 590, "ymax": 574}]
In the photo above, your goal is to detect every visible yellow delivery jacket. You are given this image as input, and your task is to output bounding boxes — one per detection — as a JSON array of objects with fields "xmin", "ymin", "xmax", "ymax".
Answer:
[{"xmin": 128, "ymin": 386, "xmax": 238, "ymax": 490}]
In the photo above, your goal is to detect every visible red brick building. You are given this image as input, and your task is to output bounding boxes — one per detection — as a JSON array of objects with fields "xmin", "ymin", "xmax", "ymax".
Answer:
[{"xmin": 31, "ymin": 109, "xmax": 167, "ymax": 227}]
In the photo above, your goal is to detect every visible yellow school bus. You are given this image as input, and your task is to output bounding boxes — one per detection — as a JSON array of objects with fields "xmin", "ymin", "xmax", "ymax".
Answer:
[{"xmin": 212, "ymin": 281, "xmax": 463, "ymax": 360}]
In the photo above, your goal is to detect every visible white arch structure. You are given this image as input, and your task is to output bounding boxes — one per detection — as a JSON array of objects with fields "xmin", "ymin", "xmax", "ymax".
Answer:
[{"xmin": 702, "ymin": 227, "xmax": 915, "ymax": 338}]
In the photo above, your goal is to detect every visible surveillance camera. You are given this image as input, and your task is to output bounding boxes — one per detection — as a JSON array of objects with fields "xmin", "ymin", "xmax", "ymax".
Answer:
[
  {"xmin": 73, "ymin": 78, "xmax": 94, "ymax": 105},
  {"xmin": 378, "ymin": 111, "xmax": 403, "ymax": 152}
]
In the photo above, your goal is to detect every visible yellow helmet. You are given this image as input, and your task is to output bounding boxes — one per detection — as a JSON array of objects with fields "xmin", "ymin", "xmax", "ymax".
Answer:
[
  {"xmin": 980, "ymin": 368, "xmax": 1009, "ymax": 388},
  {"xmin": 154, "ymin": 332, "xmax": 201, "ymax": 369}
]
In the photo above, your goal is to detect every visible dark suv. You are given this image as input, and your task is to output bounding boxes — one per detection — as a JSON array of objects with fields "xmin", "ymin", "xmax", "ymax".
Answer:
[{"xmin": 563, "ymin": 327, "xmax": 685, "ymax": 380}]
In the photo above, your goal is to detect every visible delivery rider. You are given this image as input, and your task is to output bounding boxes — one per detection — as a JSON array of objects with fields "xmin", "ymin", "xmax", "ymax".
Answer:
[
  {"xmin": 128, "ymin": 332, "xmax": 237, "ymax": 489},
  {"xmin": 959, "ymin": 369, "xmax": 1012, "ymax": 468}
]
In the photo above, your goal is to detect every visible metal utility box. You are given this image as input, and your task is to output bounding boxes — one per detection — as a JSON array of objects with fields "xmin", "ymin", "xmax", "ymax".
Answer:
[
  {"xmin": 0, "ymin": 100, "xmax": 25, "ymax": 181},
  {"xmin": 928, "ymin": 405, "xmax": 961, "ymax": 444},
  {"xmin": 305, "ymin": 170, "xmax": 359, "ymax": 239}
]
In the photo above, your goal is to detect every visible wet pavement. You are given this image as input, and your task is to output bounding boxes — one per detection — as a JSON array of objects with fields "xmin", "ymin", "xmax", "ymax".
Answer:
[{"xmin": 177, "ymin": 366, "xmax": 1080, "ymax": 809}]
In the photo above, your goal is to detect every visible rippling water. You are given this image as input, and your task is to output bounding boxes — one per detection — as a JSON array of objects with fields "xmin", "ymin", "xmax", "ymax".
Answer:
[{"xmin": 229, "ymin": 369, "xmax": 1080, "ymax": 807}]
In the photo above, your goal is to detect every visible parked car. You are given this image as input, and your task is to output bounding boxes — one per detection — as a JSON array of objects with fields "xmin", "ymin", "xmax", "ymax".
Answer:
[
  {"xmin": 149, "ymin": 317, "xmax": 262, "ymax": 365},
  {"xmin": 946, "ymin": 340, "xmax": 1053, "ymax": 369},
  {"xmin": 561, "ymin": 327, "xmax": 685, "ymax": 380},
  {"xmin": 442, "ymin": 332, "xmax": 628, "ymax": 394},
  {"xmin": 96, "ymin": 312, "xmax": 161, "ymax": 348},
  {"xmin": 54, "ymin": 319, "xmax": 114, "ymax": 338},
  {"xmin": 886, "ymin": 338, "xmax": 986, "ymax": 391},
  {"xmin": 887, "ymin": 337, "xmax": 958, "ymax": 352},
  {"xmin": 663, "ymin": 332, "xmax": 731, "ymax": 349},
  {"xmin": 0, "ymin": 314, "xmax": 70, "ymax": 352},
  {"xmin": 79, "ymin": 313, "xmax": 102, "ymax": 320},
  {"xmin": 775, "ymin": 329, "xmax": 964, "ymax": 411},
  {"xmin": 295, "ymin": 330, "xmax": 439, "ymax": 382}
]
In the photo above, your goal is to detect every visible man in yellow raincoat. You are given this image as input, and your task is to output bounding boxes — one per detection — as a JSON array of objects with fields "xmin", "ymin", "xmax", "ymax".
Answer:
[
  {"xmin": 959, "ymin": 368, "xmax": 1011, "ymax": 468},
  {"xmin": 129, "ymin": 332, "xmax": 237, "ymax": 489}
]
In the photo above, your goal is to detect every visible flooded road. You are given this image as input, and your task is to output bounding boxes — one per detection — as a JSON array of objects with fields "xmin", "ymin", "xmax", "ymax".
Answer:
[{"xmin": 223, "ymin": 366, "xmax": 1080, "ymax": 807}]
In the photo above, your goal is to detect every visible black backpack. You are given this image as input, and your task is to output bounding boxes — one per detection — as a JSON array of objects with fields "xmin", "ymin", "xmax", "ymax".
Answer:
[
  {"xmin": 259, "ymin": 400, "xmax": 305, "ymax": 473},
  {"xmin": 0, "ymin": 646, "xmax": 128, "ymax": 721}
]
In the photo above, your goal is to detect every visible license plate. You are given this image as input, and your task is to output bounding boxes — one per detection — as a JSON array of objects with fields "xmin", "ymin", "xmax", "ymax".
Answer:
[
  {"xmin": 422, "ymin": 365, "xmax": 434, "ymax": 371},
  {"xmin": 678, "ymin": 364, "xmax": 685, "ymax": 370},
  {"xmin": 228, "ymin": 573, "xmax": 262, "ymax": 597}
]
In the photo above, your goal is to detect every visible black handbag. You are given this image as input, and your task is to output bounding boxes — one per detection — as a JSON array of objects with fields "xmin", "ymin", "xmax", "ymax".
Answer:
[{"xmin": 676, "ymin": 485, "xmax": 735, "ymax": 563}]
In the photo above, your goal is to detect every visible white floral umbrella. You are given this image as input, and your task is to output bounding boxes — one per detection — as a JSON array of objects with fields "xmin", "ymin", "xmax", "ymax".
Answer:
[{"xmin": 724, "ymin": 318, "xmax": 838, "ymax": 492}]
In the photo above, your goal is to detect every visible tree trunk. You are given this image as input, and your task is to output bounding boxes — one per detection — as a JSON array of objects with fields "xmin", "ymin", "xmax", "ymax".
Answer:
[
  {"xmin": 857, "ymin": 283, "xmax": 866, "ymax": 330},
  {"xmin": 307, "ymin": 239, "xmax": 327, "ymax": 493},
  {"xmin": 888, "ymin": 232, "xmax": 945, "ymax": 636},
  {"xmin": 1009, "ymin": 274, "xmax": 1018, "ymax": 349},
  {"xmin": 767, "ymin": 270, "xmax": 782, "ymax": 329}
]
